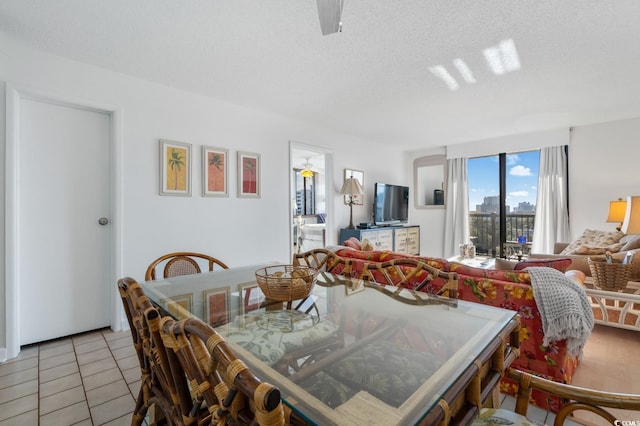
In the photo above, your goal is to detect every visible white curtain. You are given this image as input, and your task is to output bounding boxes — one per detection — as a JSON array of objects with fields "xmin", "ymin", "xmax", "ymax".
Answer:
[
  {"xmin": 531, "ymin": 146, "xmax": 571, "ymax": 254},
  {"xmin": 444, "ymin": 158, "xmax": 469, "ymax": 258}
]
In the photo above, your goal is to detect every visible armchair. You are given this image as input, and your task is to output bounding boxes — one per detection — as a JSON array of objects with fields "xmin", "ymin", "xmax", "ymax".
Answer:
[{"xmin": 473, "ymin": 368, "xmax": 640, "ymax": 425}]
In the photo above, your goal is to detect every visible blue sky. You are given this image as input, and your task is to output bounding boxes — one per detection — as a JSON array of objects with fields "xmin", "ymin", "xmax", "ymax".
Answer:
[{"xmin": 468, "ymin": 151, "xmax": 540, "ymax": 211}]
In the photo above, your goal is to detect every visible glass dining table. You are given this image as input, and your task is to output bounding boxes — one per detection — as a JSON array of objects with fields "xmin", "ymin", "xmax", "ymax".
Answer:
[{"xmin": 140, "ymin": 263, "xmax": 520, "ymax": 425}]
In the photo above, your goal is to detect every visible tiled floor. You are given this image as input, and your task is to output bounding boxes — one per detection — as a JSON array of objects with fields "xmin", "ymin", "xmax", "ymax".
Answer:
[
  {"xmin": 0, "ymin": 328, "xmax": 141, "ymax": 426},
  {"xmin": 0, "ymin": 327, "xmax": 583, "ymax": 426}
]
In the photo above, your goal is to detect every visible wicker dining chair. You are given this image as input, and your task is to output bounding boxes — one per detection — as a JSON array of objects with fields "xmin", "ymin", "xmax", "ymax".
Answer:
[
  {"xmin": 117, "ymin": 277, "xmax": 194, "ymax": 425},
  {"xmin": 473, "ymin": 368, "xmax": 640, "ymax": 425},
  {"xmin": 159, "ymin": 316, "xmax": 290, "ymax": 425},
  {"xmin": 145, "ymin": 251, "xmax": 229, "ymax": 281}
]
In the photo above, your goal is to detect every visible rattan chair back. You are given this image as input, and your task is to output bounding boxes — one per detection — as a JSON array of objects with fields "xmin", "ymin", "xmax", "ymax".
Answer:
[
  {"xmin": 501, "ymin": 368, "xmax": 640, "ymax": 425},
  {"xmin": 117, "ymin": 277, "xmax": 193, "ymax": 425},
  {"xmin": 160, "ymin": 316, "xmax": 288, "ymax": 425},
  {"xmin": 292, "ymin": 248, "xmax": 337, "ymax": 271},
  {"xmin": 360, "ymin": 258, "xmax": 459, "ymax": 298},
  {"xmin": 145, "ymin": 251, "xmax": 229, "ymax": 281}
]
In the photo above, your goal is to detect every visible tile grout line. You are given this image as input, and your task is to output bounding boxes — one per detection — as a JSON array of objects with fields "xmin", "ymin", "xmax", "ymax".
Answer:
[
  {"xmin": 73, "ymin": 332, "xmax": 105, "ymax": 426},
  {"xmin": 38, "ymin": 338, "xmax": 91, "ymax": 425},
  {"xmin": 105, "ymin": 331, "xmax": 138, "ymax": 426},
  {"xmin": 77, "ymin": 330, "xmax": 136, "ymax": 425}
]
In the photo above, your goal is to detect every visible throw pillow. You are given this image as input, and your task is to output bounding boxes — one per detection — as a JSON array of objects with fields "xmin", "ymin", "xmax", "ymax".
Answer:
[
  {"xmin": 343, "ymin": 237, "xmax": 361, "ymax": 250},
  {"xmin": 560, "ymin": 229, "xmax": 624, "ymax": 255},
  {"xmin": 361, "ymin": 239, "xmax": 374, "ymax": 251},
  {"xmin": 494, "ymin": 258, "xmax": 517, "ymax": 270},
  {"xmin": 620, "ymin": 234, "xmax": 640, "ymax": 252},
  {"xmin": 573, "ymin": 241, "xmax": 626, "ymax": 255}
]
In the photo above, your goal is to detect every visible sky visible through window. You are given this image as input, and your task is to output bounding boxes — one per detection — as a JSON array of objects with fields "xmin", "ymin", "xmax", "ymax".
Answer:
[{"xmin": 468, "ymin": 151, "xmax": 540, "ymax": 212}]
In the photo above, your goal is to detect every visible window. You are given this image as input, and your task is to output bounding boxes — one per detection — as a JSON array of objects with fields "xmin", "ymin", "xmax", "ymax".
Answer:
[{"xmin": 468, "ymin": 151, "xmax": 540, "ymax": 258}]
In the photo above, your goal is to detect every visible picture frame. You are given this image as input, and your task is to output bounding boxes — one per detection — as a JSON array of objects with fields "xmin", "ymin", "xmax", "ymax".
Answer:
[
  {"xmin": 203, "ymin": 287, "xmax": 230, "ymax": 327},
  {"xmin": 202, "ymin": 146, "xmax": 229, "ymax": 197},
  {"xmin": 238, "ymin": 281, "xmax": 264, "ymax": 314},
  {"xmin": 161, "ymin": 293, "xmax": 193, "ymax": 319},
  {"xmin": 237, "ymin": 151, "xmax": 260, "ymax": 198},
  {"xmin": 160, "ymin": 139, "xmax": 192, "ymax": 196},
  {"xmin": 344, "ymin": 168, "xmax": 364, "ymax": 205}
]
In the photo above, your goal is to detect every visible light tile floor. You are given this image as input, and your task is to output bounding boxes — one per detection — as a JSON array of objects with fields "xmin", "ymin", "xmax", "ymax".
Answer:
[
  {"xmin": 0, "ymin": 328, "xmax": 141, "ymax": 426},
  {"xmin": 0, "ymin": 327, "xmax": 582, "ymax": 426}
]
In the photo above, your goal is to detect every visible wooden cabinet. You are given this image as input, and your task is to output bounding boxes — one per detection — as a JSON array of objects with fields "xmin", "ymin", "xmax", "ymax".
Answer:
[
  {"xmin": 339, "ymin": 226, "xmax": 419, "ymax": 254},
  {"xmin": 360, "ymin": 228, "xmax": 394, "ymax": 251},
  {"xmin": 393, "ymin": 226, "xmax": 420, "ymax": 255}
]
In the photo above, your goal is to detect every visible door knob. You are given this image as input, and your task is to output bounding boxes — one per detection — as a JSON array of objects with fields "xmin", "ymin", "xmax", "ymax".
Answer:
[{"xmin": 98, "ymin": 217, "xmax": 109, "ymax": 226}]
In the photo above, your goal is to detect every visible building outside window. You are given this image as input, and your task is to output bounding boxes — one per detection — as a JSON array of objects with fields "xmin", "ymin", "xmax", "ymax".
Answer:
[{"xmin": 468, "ymin": 151, "xmax": 540, "ymax": 258}]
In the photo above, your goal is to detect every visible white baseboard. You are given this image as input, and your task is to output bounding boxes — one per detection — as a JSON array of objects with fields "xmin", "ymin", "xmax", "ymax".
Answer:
[{"xmin": 0, "ymin": 348, "xmax": 7, "ymax": 363}]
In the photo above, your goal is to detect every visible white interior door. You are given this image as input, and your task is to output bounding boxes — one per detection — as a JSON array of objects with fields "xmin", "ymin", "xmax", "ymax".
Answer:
[{"xmin": 18, "ymin": 98, "xmax": 112, "ymax": 345}]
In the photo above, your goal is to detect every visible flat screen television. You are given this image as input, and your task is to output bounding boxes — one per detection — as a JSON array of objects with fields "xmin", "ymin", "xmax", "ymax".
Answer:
[{"xmin": 373, "ymin": 182, "xmax": 409, "ymax": 225}]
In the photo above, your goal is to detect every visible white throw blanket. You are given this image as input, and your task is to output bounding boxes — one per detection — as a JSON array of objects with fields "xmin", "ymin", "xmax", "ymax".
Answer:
[{"xmin": 527, "ymin": 267, "xmax": 594, "ymax": 358}]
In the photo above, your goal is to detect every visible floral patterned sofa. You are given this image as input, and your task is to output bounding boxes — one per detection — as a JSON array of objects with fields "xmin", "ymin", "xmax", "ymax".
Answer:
[{"xmin": 319, "ymin": 247, "xmax": 580, "ymax": 411}]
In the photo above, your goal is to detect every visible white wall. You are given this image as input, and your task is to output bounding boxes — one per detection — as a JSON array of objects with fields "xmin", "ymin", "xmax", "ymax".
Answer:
[
  {"xmin": 568, "ymin": 118, "xmax": 640, "ymax": 237},
  {"xmin": 0, "ymin": 35, "xmax": 406, "ymax": 350}
]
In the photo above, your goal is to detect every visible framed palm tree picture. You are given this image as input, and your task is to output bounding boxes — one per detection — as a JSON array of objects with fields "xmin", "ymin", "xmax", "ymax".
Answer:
[
  {"xmin": 202, "ymin": 146, "xmax": 228, "ymax": 197},
  {"xmin": 237, "ymin": 151, "xmax": 260, "ymax": 198},
  {"xmin": 160, "ymin": 139, "xmax": 192, "ymax": 196}
]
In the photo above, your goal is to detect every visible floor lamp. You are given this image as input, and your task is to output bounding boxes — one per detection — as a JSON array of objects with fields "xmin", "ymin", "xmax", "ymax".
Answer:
[{"xmin": 340, "ymin": 177, "xmax": 364, "ymax": 229}]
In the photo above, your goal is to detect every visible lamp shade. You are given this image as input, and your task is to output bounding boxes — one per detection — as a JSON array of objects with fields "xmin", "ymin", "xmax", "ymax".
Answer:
[
  {"xmin": 300, "ymin": 169, "xmax": 314, "ymax": 178},
  {"xmin": 340, "ymin": 177, "xmax": 364, "ymax": 196},
  {"xmin": 607, "ymin": 199, "xmax": 627, "ymax": 222},
  {"xmin": 622, "ymin": 196, "xmax": 640, "ymax": 235}
]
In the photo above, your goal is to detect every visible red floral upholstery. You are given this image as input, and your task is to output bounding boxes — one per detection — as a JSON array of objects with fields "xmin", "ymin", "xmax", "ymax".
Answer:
[
  {"xmin": 449, "ymin": 262, "xmax": 579, "ymax": 411},
  {"xmin": 331, "ymin": 249, "xmax": 450, "ymax": 291},
  {"xmin": 328, "ymin": 248, "xmax": 579, "ymax": 412}
]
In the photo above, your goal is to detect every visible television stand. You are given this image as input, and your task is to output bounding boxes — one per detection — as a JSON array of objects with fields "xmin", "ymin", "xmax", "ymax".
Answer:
[{"xmin": 339, "ymin": 225, "xmax": 420, "ymax": 255}]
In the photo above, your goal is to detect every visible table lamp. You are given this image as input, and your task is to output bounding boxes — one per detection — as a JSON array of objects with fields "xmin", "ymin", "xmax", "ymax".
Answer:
[
  {"xmin": 622, "ymin": 196, "xmax": 640, "ymax": 234},
  {"xmin": 607, "ymin": 198, "xmax": 627, "ymax": 231},
  {"xmin": 340, "ymin": 177, "xmax": 364, "ymax": 229}
]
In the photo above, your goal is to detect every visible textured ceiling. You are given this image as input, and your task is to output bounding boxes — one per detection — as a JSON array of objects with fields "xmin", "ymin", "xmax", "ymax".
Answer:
[{"xmin": 2, "ymin": 0, "xmax": 640, "ymax": 150}]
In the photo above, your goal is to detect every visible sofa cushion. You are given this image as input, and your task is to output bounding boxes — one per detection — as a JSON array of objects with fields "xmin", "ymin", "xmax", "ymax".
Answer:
[
  {"xmin": 449, "ymin": 263, "xmax": 532, "ymax": 283},
  {"xmin": 514, "ymin": 257, "xmax": 573, "ymax": 272},
  {"xmin": 560, "ymin": 229, "xmax": 624, "ymax": 255}
]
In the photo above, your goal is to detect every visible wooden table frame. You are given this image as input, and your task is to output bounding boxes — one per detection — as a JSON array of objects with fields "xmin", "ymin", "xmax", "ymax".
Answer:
[{"xmin": 420, "ymin": 316, "xmax": 521, "ymax": 425}]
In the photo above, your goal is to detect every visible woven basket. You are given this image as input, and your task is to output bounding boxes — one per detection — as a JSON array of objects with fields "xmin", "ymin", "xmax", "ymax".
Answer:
[
  {"xmin": 588, "ymin": 258, "xmax": 631, "ymax": 291},
  {"xmin": 255, "ymin": 265, "xmax": 317, "ymax": 302}
]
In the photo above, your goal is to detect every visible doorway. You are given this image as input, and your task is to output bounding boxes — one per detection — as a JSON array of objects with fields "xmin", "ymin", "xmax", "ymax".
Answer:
[
  {"xmin": 289, "ymin": 142, "xmax": 333, "ymax": 259},
  {"xmin": 5, "ymin": 87, "xmax": 121, "ymax": 359}
]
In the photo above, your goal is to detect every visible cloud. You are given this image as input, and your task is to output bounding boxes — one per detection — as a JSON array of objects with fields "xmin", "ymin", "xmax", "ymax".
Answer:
[
  {"xmin": 509, "ymin": 191, "xmax": 529, "ymax": 197},
  {"xmin": 510, "ymin": 165, "xmax": 531, "ymax": 176},
  {"xmin": 506, "ymin": 154, "xmax": 520, "ymax": 165}
]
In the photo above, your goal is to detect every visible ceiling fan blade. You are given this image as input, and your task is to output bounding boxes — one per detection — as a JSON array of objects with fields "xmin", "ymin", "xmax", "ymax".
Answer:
[{"xmin": 316, "ymin": 0, "xmax": 343, "ymax": 36}]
